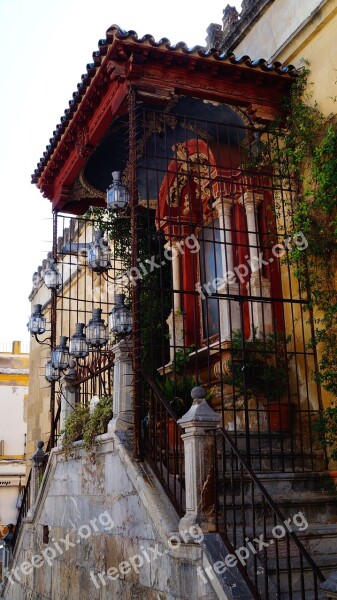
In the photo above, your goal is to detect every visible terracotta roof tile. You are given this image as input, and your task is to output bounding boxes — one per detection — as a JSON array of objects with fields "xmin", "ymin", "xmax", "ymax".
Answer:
[{"xmin": 32, "ymin": 25, "xmax": 297, "ymax": 185}]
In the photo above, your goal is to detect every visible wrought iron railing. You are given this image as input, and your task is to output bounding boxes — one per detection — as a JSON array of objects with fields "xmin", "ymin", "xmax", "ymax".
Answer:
[
  {"xmin": 213, "ymin": 427, "xmax": 325, "ymax": 599},
  {"xmin": 11, "ymin": 469, "xmax": 31, "ymax": 550},
  {"xmin": 144, "ymin": 377, "xmax": 185, "ymax": 516},
  {"xmin": 12, "ymin": 405, "xmax": 61, "ymax": 552}
]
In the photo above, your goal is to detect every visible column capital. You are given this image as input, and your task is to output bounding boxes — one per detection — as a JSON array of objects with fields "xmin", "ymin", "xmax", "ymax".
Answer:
[
  {"xmin": 212, "ymin": 196, "xmax": 233, "ymax": 217},
  {"xmin": 239, "ymin": 192, "xmax": 264, "ymax": 213},
  {"xmin": 164, "ymin": 239, "xmax": 182, "ymax": 251}
]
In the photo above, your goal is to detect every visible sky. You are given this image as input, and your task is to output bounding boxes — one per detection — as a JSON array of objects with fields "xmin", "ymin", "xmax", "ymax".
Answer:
[{"xmin": 0, "ymin": 0, "xmax": 242, "ymax": 346}]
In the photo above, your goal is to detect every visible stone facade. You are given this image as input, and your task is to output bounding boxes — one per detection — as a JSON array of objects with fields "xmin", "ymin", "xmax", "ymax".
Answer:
[{"xmin": 2, "ymin": 433, "xmax": 217, "ymax": 600}]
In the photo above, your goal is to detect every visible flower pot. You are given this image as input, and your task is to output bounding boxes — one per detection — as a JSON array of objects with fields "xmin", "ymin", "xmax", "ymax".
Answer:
[
  {"xmin": 266, "ymin": 402, "xmax": 292, "ymax": 432},
  {"xmin": 156, "ymin": 417, "xmax": 179, "ymax": 450}
]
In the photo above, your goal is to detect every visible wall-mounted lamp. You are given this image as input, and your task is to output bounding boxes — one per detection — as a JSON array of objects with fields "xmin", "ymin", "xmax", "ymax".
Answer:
[
  {"xmin": 27, "ymin": 304, "xmax": 46, "ymax": 335},
  {"xmin": 87, "ymin": 230, "xmax": 111, "ymax": 273},
  {"xmin": 86, "ymin": 308, "xmax": 109, "ymax": 348},
  {"xmin": 109, "ymin": 294, "xmax": 132, "ymax": 337},
  {"xmin": 69, "ymin": 323, "xmax": 90, "ymax": 358},
  {"xmin": 107, "ymin": 171, "xmax": 129, "ymax": 211},
  {"xmin": 44, "ymin": 259, "xmax": 61, "ymax": 290},
  {"xmin": 51, "ymin": 336, "xmax": 70, "ymax": 370}
]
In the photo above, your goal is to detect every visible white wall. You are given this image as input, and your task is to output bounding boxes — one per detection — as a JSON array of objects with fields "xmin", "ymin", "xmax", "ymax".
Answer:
[
  {"xmin": 234, "ymin": 0, "xmax": 322, "ymax": 61},
  {"xmin": 0, "ymin": 386, "xmax": 26, "ymax": 456}
]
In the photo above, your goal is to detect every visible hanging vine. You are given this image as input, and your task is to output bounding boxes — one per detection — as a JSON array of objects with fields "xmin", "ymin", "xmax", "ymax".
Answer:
[{"xmin": 268, "ymin": 64, "xmax": 337, "ymax": 408}]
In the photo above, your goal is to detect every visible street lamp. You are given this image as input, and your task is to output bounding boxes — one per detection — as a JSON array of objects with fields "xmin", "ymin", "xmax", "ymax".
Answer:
[
  {"xmin": 27, "ymin": 304, "xmax": 46, "ymax": 335},
  {"xmin": 107, "ymin": 171, "xmax": 129, "ymax": 211},
  {"xmin": 45, "ymin": 360, "xmax": 60, "ymax": 383},
  {"xmin": 109, "ymin": 294, "xmax": 132, "ymax": 337},
  {"xmin": 86, "ymin": 308, "xmax": 109, "ymax": 347},
  {"xmin": 69, "ymin": 323, "xmax": 90, "ymax": 358},
  {"xmin": 44, "ymin": 259, "xmax": 61, "ymax": 290},
  {"xmin": 87, "ymin": 230, "xmax": 111, "ymax": 273},
  {"xmin": 51, "ymin": 336, "xmax": 70, "ymax": 370}
]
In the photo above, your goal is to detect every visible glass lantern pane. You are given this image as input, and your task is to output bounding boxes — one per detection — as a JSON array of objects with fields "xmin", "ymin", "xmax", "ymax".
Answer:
[
  {"xmin": 69, "ymin": 338, "xmax": 89, "ymax": 358},
  {"xmin": 87, "ymin": 323, "xmax": 108, "ymax": 346}
]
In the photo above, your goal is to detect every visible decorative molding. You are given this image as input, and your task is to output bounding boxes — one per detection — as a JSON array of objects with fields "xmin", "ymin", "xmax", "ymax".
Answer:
[{"xmin": 75, "ymin": 126, "xmax": 94, "ymax": 158}]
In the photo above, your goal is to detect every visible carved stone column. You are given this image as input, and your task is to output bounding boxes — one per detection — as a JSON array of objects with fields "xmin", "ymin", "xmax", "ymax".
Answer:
[
  {"xmin": 213, "ymin": 197, "xmax": 240, "ymax": 341},
  {"xmin": 240, "ymin": 192, "xmax": 272, "ymax": 335},
  {"xmin": 178, "ymin": 387, "xmax": 220, "ymax": 538},
  {"xmin": 108, "ymin": 339, "xmax": 133, "ymax": 433}
]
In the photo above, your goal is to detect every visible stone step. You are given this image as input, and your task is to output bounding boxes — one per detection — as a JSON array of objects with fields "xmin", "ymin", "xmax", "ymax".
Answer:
[
  {"xmin": 266, "ymin": 553, "xmax": 337, "ymax": 597},
  {"xmin": 218, "ymin": 447, "xmax": 326, "ymax": 472},
  {"xmin": 225, "ymin": 524, "xmax": 337, "ymax": 557},
  {"xmin": 219, "ymin": 431, "xmax": 326, "ymax": 472},
  {"xmin": 218, "ymin": 491, "xmax": 337, "ymax": 525},
  {"xmin": 217, "ymin": 471, "xmax": 334, "ymax": 496}
]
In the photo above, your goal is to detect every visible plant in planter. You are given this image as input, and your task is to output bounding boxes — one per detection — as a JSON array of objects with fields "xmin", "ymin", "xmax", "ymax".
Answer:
[
  {"xmin": 223, "ymin": 329, "xmax": 293, "ymax": 431},
  {"xmin": 61, "ymin": 396, "xmax": 113, "ymax": 461},
  {"xmin": 61, "ymin": 403, "xmax": 90, "ymax": 458},
  {"xmin": 83, "ymin": 396, "xmax": 113, "ymax": 461}
]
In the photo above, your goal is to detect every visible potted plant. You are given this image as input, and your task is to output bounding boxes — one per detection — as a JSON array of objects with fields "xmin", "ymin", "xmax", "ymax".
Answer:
[{"xmin": 223, "ymin": 329, "xmax": 293, "ymax": 432}]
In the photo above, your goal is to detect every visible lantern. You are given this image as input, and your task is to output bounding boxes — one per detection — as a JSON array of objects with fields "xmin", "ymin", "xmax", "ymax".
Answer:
[
  {"xmin": 109, "ymin": 294, "xmax": 132, "ymax": 337},
  {"xmin": 69, "ymin": 323, "xmax": 90, "ymax": 358},
  {"xmin": 107, "ymin": 171, "xmax": 129, "ymax": 211},
  {"xmin": 27, "ymin": 304, "xmax": 46, "ymax": 335},
  {"xmin": 51, "ymin": 336, "xmax": 70, "ymax": 370},
  {"xmin": 86, "ymin": 308, "xmax": 108, "ymax": 347}
]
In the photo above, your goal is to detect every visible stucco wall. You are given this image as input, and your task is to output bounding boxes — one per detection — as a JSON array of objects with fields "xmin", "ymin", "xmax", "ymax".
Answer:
[
  {"xmin": 234, "ymin": 0, "xmax": 322, "ymax": 63},
  {"xmin": 2, "ymin": 434, "xmax": 216, "ymax": 600},
  {"xmin": 234, "ymin": 0, "xmax": 337, "ymax": 115},
  {"xmin": 0, "ymin": 348, "xmax": 27, "ymax": 529}
]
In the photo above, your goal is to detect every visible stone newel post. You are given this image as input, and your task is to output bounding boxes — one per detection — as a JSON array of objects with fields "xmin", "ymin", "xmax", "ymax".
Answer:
[
  {"xmin": 178, "ymin": 386, "xmax": 220, "ymax": 538},
  {"xmin": 108, "ymin": 339, "xmax": 133, "ymax": 432}
]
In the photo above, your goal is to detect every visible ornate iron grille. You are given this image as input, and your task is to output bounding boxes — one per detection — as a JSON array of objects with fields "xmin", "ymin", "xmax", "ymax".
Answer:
[{"xmin": 131, "ymin": 103, "xmax": 325, "ymax": 474}]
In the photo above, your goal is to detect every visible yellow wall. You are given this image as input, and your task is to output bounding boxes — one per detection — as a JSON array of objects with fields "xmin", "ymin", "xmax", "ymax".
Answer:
[
  {"xmin": 236, "ymin": 0, "xmax": 337, "ymax": 115},
  {"xmin": 0, "ymin": 343, "xmax": 27, "ymax": 527}
]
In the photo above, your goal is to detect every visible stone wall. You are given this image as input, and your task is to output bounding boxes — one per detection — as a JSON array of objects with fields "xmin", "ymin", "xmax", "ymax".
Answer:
[{"xmin": 2, "ymin": 433, "xmax": 217, "ymax": 600}]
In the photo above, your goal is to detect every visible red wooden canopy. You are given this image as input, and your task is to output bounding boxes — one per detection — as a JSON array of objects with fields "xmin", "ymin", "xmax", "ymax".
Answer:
[{"xmin": 32, "ymin": 25, "xmax": 296, "ymax": 213}]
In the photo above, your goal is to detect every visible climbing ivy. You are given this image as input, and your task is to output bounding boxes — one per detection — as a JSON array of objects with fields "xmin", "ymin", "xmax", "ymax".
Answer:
[{"xmin": 271, "ymin": 63, "xmax": 337, "ymax": 400}]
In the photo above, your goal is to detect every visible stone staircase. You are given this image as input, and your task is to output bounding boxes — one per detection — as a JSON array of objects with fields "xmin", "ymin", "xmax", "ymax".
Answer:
[{"xmin": 214, "ymin": 429, "xmax": 337, "ymax": 599}]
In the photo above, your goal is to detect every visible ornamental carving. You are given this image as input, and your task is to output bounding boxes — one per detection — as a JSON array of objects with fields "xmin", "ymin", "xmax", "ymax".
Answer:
[
  {"xmin": 166, "ymin": 143, "xmax": 214, "ymax": 214},
  {"xmin": 75, "ymin": 126, "xmax": 94, "ymax": 158}
]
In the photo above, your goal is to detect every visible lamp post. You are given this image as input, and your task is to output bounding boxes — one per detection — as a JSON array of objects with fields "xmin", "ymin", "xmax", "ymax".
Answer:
[
  {"xmin": 27, "ymin": 304, "xmax": 46, "ymax": 335},
  {"xmin": 109, "ymin": 294, "xmax": 132, "ymax": 338},
  {"xmin": 107, "ymin": 171, "xmax": 130, "ymax": 211},
  {"xmin": 86, "ymin": 308, "xmax": 109, "ymax": 347},
  {"xmin": 69, "ymin": 323, "xmax": 90, "ymax": 358}
]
